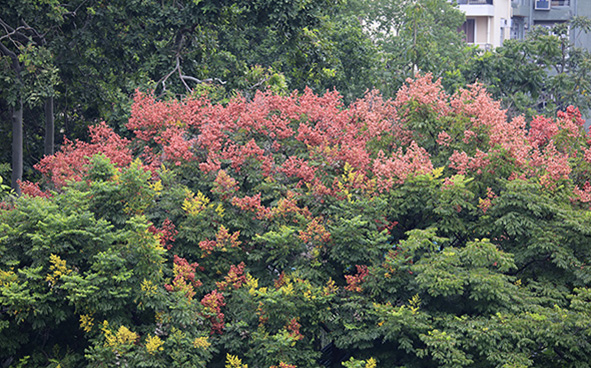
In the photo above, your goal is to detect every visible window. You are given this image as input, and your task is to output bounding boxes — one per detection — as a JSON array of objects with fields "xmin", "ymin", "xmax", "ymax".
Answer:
[
  {"xmin": 535, "ymin": 0, "xmax": 551, "ymax": 10},
  {"xmin": 457, "ymin": 0, "xmax": 493, "ymax": 4},
  {"xmin": 534, "ymin": 0, "xmax": 571, "ymax": 9},
  {"xmin": 551, "ymin": 0, "xmax": 570, "ymax": 6},
  {"xmin": 460, "ymin": 19, "xmax": 475, "ymax": 43}
]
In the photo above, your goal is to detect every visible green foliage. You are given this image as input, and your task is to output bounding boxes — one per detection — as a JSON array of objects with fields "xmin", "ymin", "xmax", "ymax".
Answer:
[
  {"xmin": 354, "ymin": 0, "xmax": 472, "ymax": 95},
  {"xmin": 4, "ymin": 70, "xmax": 591, "ymax": 367},
  {"xmin": 462, "ymin": 19, "xmax": 591, "ymax": 119}
]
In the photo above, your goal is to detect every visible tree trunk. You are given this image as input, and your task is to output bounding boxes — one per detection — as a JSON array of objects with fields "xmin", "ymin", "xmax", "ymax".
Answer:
[
  {"xmin": 44, "ymin": 96, "xmax": 54, "ymax": 156},
  {"xmin": 11, "ymin": 98, "xmax": 23, "ymax": 195}
]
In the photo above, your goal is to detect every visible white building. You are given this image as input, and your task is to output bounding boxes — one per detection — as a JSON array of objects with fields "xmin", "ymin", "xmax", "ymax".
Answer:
[{"xmin": 457, "ymin": 0, "xmax": 513, "ymax": 49}]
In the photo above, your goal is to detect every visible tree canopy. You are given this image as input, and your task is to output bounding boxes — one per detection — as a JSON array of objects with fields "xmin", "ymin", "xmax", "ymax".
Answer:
[
  {"xmin": 2, "ymin": 75, "xmax": 591, "ymax": 367},
  {"xmin": 1, "ymin": 0, "xmax": 378, "ymax": 191},
  {"xmin": 462, "ymin": 17, "xmax": 591, "ymax": 119}
]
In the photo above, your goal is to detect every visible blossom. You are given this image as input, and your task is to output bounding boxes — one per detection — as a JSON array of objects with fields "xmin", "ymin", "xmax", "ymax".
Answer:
[
  {"xmin": 145, "ymin": 334, "xmax": 164, "ymax": 354},
  {"xmin": 46, "ymin": 254, "xmax": 71, "ymax": 284},
  {"xmin": 270, "ymin": 363, "xmax": 297, "ymax": 368},
  {"xmin": 285, "ymin": 318, "xmax": 304, "ymax": 341},
  {"xmin": 201, "ymin": 290, "xmax": 226, "ymax": 334},
  {"xmin": 79, "ymin": 314, "xmax": 94, "ymax": 333},
  {"xmin": 35, "ymin": 122, "xmax": 132, "ymax": 188},
  {"xmin": 345, "ymin": 265, "xmax": 369, "ymax": 292},
  {"xmin": 298, "ymin": 217, "xmax": 331, "ymax": 244},
  {"xmin": 18, "ymin": 180, "xmax": 51, "ymax": 198},
  {"xmin": 437, "ymin": 131, "xmax": 451, "ymax": 147},
  {"xmin": 164, "ymin": 255, "xmax": 202, "ymax": 300},
  {"xmin": 193, "ymin": 336, "xmax": 211, "ymax": 350},
  {"xmin": 147, "ymin": 218, "xmax": 178, "ymax": 250},
  {"xmin": 478, "ymin": 187, "xmax": 497, "ymax": 214},
  {"xmin": 372, "ymin": 141, "xmax": 433, "ymax": 190},
  {"xmin": 199, "ymin": 225, "xmax": 242, "ymax": 257},
  {"xmin": 216, "ymin": 262, "xmax": 247, "ymax": 291},
  {"xmin": 212, "ymin": 170, "xmax": 239, "ymax": 199}
]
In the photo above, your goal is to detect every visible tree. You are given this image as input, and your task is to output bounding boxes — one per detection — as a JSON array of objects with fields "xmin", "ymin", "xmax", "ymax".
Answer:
[
  {"xmin": 353, "ymin": 0, "xmax": 472, "ymax": 96},
  {"xmin": 462, "ymin": 17, "xmax": 591, "ymax": 119},
  {"xmin": 3, "ymin": 75, "xmax": 591, "ymax": 367},
  {"xmin": 0, "ymin": 1, "xmax": 61, "ymax": 193},
  {"xmin": 1, "ymin": 0, "xmax": 378, "ymax": 192}
]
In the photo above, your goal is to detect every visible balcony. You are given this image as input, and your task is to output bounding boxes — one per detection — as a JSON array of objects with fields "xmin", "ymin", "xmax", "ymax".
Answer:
[
  {"xmin": 458, "ymin": 0, "xmax": 494, "ymax": 16},
  {"xmin": 457, "ymin": 0, "xmax": 493, "ymax": 4}
]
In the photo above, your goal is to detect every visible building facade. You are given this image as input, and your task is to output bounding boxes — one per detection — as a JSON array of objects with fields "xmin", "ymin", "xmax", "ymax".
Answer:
[
  {"xmin": 511, "ymin": 0, "xmax": 591, "ymax": 50},
  {"xmin": 457, "ymin": 0, "xmax": 512, "ymax": 49},
  {"xmin": 457, "ymin": 0, "xmax": 591, "ymax": 50}
]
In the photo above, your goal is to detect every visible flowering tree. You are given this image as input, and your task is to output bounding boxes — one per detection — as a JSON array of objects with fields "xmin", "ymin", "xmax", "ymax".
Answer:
[{"xmin": 2, "ymin": 75, "xmax": 591, "ymax": 367}]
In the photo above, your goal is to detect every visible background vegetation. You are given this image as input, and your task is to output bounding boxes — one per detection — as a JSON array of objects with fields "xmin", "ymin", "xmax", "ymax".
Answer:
[{"xmin": 3, "ymin": 1, "xmax": 591, "ymax": 367}]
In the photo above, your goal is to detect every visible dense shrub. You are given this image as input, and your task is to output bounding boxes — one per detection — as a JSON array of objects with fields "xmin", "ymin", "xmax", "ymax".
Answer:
[{"xmin": 3, "ymin": 75, "xmax": 591, "ymax": 367}]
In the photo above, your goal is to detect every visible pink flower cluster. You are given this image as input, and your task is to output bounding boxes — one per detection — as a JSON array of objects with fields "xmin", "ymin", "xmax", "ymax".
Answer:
[{"xmin": 165, "ymin": 255, "xmax": 202, "ymax": 300}]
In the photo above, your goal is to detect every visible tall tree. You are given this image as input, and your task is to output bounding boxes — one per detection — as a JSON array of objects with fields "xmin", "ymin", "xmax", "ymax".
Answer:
[
  {"xmin": 353, "ymin": 0, "xmax": 472, "ymax": 96},
  {"xmin": 0, "ymin": 1, "xmax": 61, "ymax": 193},
  {"xmin": 2, "ymin": 0, "xmax": 375, "ymax": 191},
  {"xmin": 463, "ymin": 17, "xmax": 591, "ymax": 119}
]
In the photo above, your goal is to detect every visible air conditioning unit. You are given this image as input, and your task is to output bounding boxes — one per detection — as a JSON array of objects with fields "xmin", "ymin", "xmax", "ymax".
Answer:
[{"xmin": 535, "ymin": 0, "xmax": 551, "ymax": 10}]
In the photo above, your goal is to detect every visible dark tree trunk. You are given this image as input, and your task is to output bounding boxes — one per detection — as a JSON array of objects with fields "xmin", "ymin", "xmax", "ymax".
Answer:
[
  {"xmin": 44, "ymin": 96, "xmax": 54, "ymax": 156},
  {"xmin": 11, "ymin": 98, "xmax": 23, "ymax": 195}
]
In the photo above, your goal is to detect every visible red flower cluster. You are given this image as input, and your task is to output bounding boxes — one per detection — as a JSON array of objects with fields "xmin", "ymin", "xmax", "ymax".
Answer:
[
  {"xmin": 270, "ymin": 363, "xmax": 297, "ymax": 368},
  {"xmin": 285, "ymin": 318, "xmax": 304, "ymax": 341},
  {"xmin": 148, "ymin": 218, "xmax": 178, "ymax": 250},
  {"xmin": 216, "ymin": 262, "xmax": 247, "ymax": 291},
  {"xmin": 211, "ymin": 170, "xmax": 239, "ymax": 200},
  {"xmin": 36, "ymin": 122, "xmax": 132, "ymax": 188},
  {"xmin": 18, "ymin": 180, "xmax": 51, "ymax": 198},
  {"xmin": 345, "ymin": 265, "xmax": 369, "ymax": 292},
  {"xmin": 164, "ymin": 255, "xmax": 202, "ymax": 300},
  {"xmin": 298, "ymin": 217, "xmax": 331, "ymax": 244},
  {"xmin": 198, "ymin": 225, "xmax": 241, "ymax": 256},
  {"xmin": 200, "ymin": 290, "xmax": 226, "ymax": 334}
]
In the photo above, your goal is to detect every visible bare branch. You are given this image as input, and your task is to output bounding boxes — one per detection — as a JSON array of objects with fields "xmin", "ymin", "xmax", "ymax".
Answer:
[
  {"xmin": 181, "ymin": 75, "xmax": 227, "ymax": 85},
  {"xmin": 20, "ymin": 19, "xmax": 45, "ymax": 45},
  {"xmin": 177, "ymin": 61, "xmax": 192, "ymax": 93},
  {"xmin": 0, "ymin": 17, "xmax": 16, "ymax": 33},
  {"xmin": 155, "ymin": 55, "xmax": 180, "ymax": 96},
  {"xmin": 156, "ymin": 54, "xmax": 227, "ymax": 97},
  {"xmin": 249, "ymin": 76, "xmax": 271, "ymax": 90},
  {"xmin": 0, "ymin": 40, "xmax": 17, "ymax": 62},
  {"xmin": 180, "ymin": 75, "xmax": 203, "ymax": 84}
]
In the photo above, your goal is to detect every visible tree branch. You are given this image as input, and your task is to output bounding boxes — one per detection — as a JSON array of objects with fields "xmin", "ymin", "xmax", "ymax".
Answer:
[
  {"xmin": 177, "ymin": 61, "xmax": 193, "ymax": 93},
  {"xmin": 0, "ymin": 41, "xmax": 21, "ymax": 77},
  {"xmin": 180, "ymin": 75, "xmax": 203, "ymax": 84},
  {"xmin": 155, "ymin": 55, "xmax": 181, "ymax": 97}
]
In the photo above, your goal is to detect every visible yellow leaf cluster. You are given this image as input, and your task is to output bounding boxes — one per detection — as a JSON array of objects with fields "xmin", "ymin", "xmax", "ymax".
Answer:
[
  {"xmin": 245, "ymin": 273, "xmax": 259, "ymax": 295},
  {"xmin": 141, "ymin": 278, "xmax": 158, "ymax": 296},
  {"xmin": 102, "ymin": 321, "xmax": 138, "ymax": 349},
  {"xmin": 193, "ymin": 336, "xmax": 211, "ymax": 350},
  {"xmin": 46, "ymin": 254, "xmax": 71, "ymax": 284},
  {"xmin": 0, "ymin": 268, "xmax": 17, "ymax": 287},
  {"xmin": 149, "ymin": 180, "xmax": 164, "ymax": 194},
  {"xmin": 226, "ymin": 354, "xmax": 248, "ymax": 368},
  {"xmin": 145, "ymin": 334, "xmax": 164, "ymax": 354},
  {"xmin": 365, "ymin": 357, "xmax": 377, "ymax": 368},
  {"xmin": 79, "ymin": 314, "xmax": 94, "ymax": 333},
  {"xmin": 216, "ymin": 203, "xmax": 225, "ymax": 217},
  {"xmin": 280, "ymin": 280, "xmax": 294, "ymax": 296},
  {"xmin": 408, "ymin": 294, "xmax": 421, "ymax": 315},
  {"xmin": 183, "ymin": 190, "xmax": 211, "ymax": 216}
]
